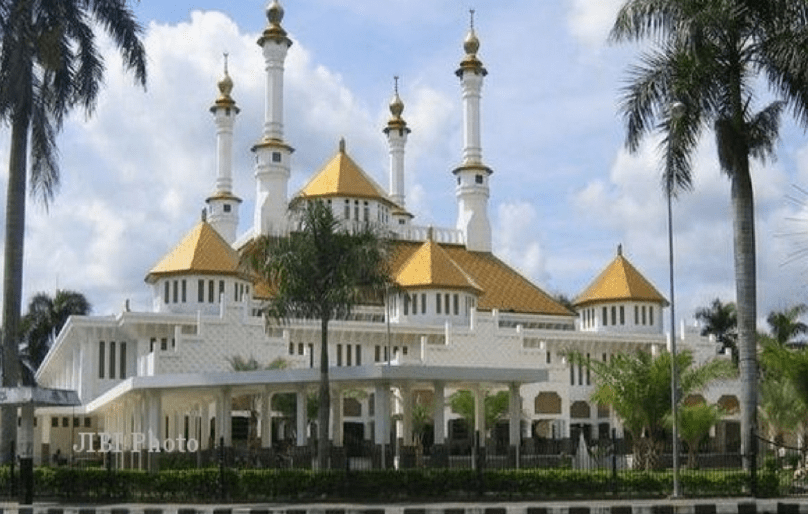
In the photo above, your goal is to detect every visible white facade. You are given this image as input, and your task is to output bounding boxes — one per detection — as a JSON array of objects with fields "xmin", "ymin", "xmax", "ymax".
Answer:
[{"xmin": 31, "ymin": 2, "xmax": 739, "ymax": 467}]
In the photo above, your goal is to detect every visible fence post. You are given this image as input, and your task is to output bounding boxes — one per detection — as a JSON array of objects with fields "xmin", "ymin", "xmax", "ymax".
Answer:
[
  {"xmin": 218, "ymin": 436, "xmax": 227, "ymax": 501},
  {"xmin": 8, "ymin": 440, "xmax": 15, "ymax": 498},
  {"xmin": 611, "ymin": 429, "xmax": 617, "ymax": 494},
  {"xmin": 750, "ymin": 428, "xmax": 758, "ymax": 497}
]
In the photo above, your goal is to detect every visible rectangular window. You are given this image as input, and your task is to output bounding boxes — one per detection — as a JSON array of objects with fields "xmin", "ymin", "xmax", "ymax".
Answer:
[
  {"xmin": 84, "ymin": 417, "xmax": 91, "ymax": 428},
  {"xmin": 421, "ymin": 294, "xmax": 426, "ymax": 314},
  {"xmin": 208, "ymin": 280, "xmax": 215, "ymax": 303},
  {"xmin": 219, "ymin": 280, "xmax": 225, "ymax": 302},
  {"xmin": 570, "ymin": 363, "xmax": 574, "ymax": 385},
  {"xmin": 62, "ymin": 417, "xmax": 69, "ymax": 427},
  {"xmin": 546, "ymin": 351, "xmax": 551, "ymax": 364},
  {"xmin": 642, "ymin": 306, "xmax": 647, "ymax": 325},
  {"xmin": 288, "ymin": 342, "xmax": 294, "ymax": 355},
  {"xmin": 620, "ymin": 306, "xmax": 625, "ymax": 325},
  {"xmin": 355, "ymin": 345, "xmax": 361, "ymax": 366},
  {"xmin": 172, "ymin": 280, "xmax": 178, "ymax": 303},
  {"xmin": 120, "ymin": 342, "xmax": 126, "ymax": 379},
  {"xmin": 347, "ymin": 344, "xmax": 352, "ymax": 366},
  {"xmin": 635, "ymin": 305, "xmax": 639, "ymax": 324},
  {"xmin": 375, "ymin": 345, "xmax": 381, "ymax": 362},
  {"xmin": 578, "ymin": 361, "xmax": 583, "ymax": 386},
  {"xmin": 109, "ymin": 341, "xmax": 116, "ymax": 379},
  {"xmin": 337, "ymin": 344, "xmax": 342, "ymax": 366},
  {"xmin": 454, "ymin": 294, "xmax": 459, "ymax": 315},
  {"xmin": 611, "ymin": 306, "xmax": 616, "ymax": 325},
  {"xmin": 98, "ymin": 341, "xmax": 105, "ymax": 379},
  {"xmin": 403, "ymin": 295, "xmax": 409, "ymax": 316},
  {"xmin": 164, "ymin": 282, "xmax": 169, "ymax": 304},
  {"xmin": 586, "ymin": 354, "xmax": 591, "ymax": 386},
  {"xmin": 297, "ymin": 342, "xmax": 304, "ymax": 355},
  {"xmin": 344, "ymin": 200, "xmax": 350, "ymax": 219},
  {"xmin": 198, "ymin": 280, "xmax": 205, "ymax": 302},
  {"xmin": 354, "ymin": 200, "xmax": 359, "ymax": 220},
  {"xmin": 234, "ymin": 283, "xmax": 239, "ymax": 302},
  {"xmin": 436, "ymin": 294, "xmax": 441, "ymax": 314},
  {"xmin": 309, "ymin": 344, "xmax": 314, "ymax": 368},
  {"xmin": 650, "ymin": 306, "xmax": 654, "ymax": 325},
  {"xmin": 51, "ymin": 416, "xmax": 58, "ymax": 428},
  {"xmin": 445, "ymin": 294, "xmax": 450, "ymax": 314},
  {"xmin": 412, "ymin": 294, "xmax": 417, "ymax": 314},
  {"xmin": 182, "ymin": 280, "xmax": 187, "ymax": 302},
  {"xmin": 160, "ymin": 338, "xmax": 168, "ymax": 351},
  {"xmin": 363, "ymin": 201, "xmax": 369, "ymax": 222},
  {"xmin": 602, "ymin": 307, "xmax": 608, "ymax": 326}
]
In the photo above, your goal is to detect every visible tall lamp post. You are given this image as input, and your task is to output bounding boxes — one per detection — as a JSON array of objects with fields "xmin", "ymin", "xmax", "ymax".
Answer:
[{"xmin": 667, "ymin": 100, "xmax": 685, "ymax": 498}]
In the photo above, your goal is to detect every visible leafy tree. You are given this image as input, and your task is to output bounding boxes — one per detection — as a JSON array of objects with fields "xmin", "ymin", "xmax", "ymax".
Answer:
[
  {"xmin": 20, "ymin": 289, "xmax": 90, "ymax": 370},
  {"xmin": 449, "ymin": 389, "xmax": 511, "ymax": 439},
  {"xmin": 572, "ymin": 349, "xmax": 734, "ymax": 470},
  {"xmin": 227, "ymin": 356, "xmax": 291, "ymax": 448},
  {"xmin": 766, "ymin": 304, "xmax": 808, "ymax": 347},
  {"xmin": 695, "ymin": 298, "xmax": 738, "ymax": 364},
  {"xmin": 0, "ymin": 0, "xmax": 147, "ymax": 467},
  {"xmin": 668, "ymin": 402, "xmax": 724, "ymax": 469},
  {"xmin": 247, "ymin": 199, "xmax": 391, "ymax": 468},
  {"xmin": 611, "ymin": 0, "xmax": 808, "ymax": 465},
  {"xmin": 758, "ymin": 374, "xmax": 807, "ymax": 444}
]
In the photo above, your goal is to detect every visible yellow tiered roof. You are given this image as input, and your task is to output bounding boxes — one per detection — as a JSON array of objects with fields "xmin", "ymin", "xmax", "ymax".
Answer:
[
  {"xmin": 390, "ymin": 241, "xmax": 574, "ymax": 316},
  {"xmin": 573, "ymin": 246, "xmax": 668, "ymax": 307},
  {"xmin": 296, "ymin": 139, "xmax": 395, "ymax": 205},
  {"xmin": 395, "ymin": 238, "xmax": 482, "ymax": 293},
  {"xmin": 146, "ymin": 221, "xmax": 245, "ymax": 282}
]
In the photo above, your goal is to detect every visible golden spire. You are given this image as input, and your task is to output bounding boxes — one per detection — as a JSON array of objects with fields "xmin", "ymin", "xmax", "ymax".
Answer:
[
  {"xmin": 259, "ymin": 0, "xmax": 292, "ymax": 48},
  {"xmin": 456, "ymin": 8, "xmax": 486, "ymax": 78},
  {"xmin": 212, "ymin": 53, "xmax": 239, "ymax": 112}
]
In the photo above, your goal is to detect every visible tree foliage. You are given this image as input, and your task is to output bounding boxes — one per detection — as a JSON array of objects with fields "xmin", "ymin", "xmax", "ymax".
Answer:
[
  {"xmin": 20, "ymin": 289, "xmax": 90, "ymax": 370},
  {"xmin": 449, "ymin": 389, "xmax": 511, "ymax": 438},
  {"xmin": 695, "ymin": 298, "xmax": 737, "ymax": 364}
]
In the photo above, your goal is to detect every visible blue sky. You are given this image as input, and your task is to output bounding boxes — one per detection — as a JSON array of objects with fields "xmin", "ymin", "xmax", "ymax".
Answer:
[{"xmin": 3, "ymin": 0, "xmax": 808, "ymax": 331}]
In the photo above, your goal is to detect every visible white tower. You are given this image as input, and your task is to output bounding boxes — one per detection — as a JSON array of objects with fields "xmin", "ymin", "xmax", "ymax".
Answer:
[
  {"xmin": 206, "ymin": 55, "xmax": 241, "ymax": 244},
  {"xmin": 384, "ymin": 77, "xmax": 410, "ymax": 207},
  {"xmin": 454, "ymin": 11, "xmax": 492, "ymax": 253},
  {"xmin": 253, "ymin": 0, "xmax": 294, "ymax": 236}
]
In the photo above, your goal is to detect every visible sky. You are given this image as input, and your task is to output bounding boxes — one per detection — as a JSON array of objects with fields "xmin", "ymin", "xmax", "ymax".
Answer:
[{"xmin": 3, "ymin": 0, "xmax": 808, "ymax": 332}]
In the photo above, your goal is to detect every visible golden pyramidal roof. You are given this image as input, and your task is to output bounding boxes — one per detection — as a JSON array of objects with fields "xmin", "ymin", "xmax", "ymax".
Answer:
[
  {"xmin": 573, "ymin": 245, "xmax": 667, "ymax": 307},
  {"xmin": 297, "ymin": 139, "xmax": 396, "ymax": 206},
  {"xmin": 146, "ymin": 221, "xmax": 245, "ymax": 282},
  {"xmin": 395, "ymin": 237, "xmax": 482, "ymax": 293}
]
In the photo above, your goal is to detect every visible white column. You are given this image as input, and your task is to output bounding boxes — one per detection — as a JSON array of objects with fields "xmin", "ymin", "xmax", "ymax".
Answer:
[
  {"xmin": 509, "ymin": 383, "xmax": 521, "ymax": 447},
  {"xmin": 401, "ymin": 385, "xmax": 413, "ymax": 446},
  {"xmin": 261, "ymin": 386, "xmax": 273, "ymax": 449},
  {"xmin": 201, "ymin": 401, "xmax": 211, "ymax": 450},
  {"xmin": 373, "ymin": 383, "xmax": 389, "ymax": 445},
  {"xmin": 216, "ymin": 387, "xmax": 232, "ymax": 446},
  {"xmin": 296, "ymin": 388, "xmax": 307, "ymax": 447},
  {"xmin": 433, "ymin": 381, "xmax": 446, "ymax": 445}
]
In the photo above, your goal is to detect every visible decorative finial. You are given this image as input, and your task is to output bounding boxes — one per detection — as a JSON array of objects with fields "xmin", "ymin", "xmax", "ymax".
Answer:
[
  {"xmin": 427, "ymin": 226, "xmax": 434, "ymax": 241},
  {"xmin": 202, "ymin": 208, "xmax": 207, "ymax": 223},
  {"xmin": 339, "ymin": 137, "xmax": 346, "ymax": 153},
  {"xmin": 464, "ymin": 9, "xmax": 480, "ymax": 56},
  {"xmin": 217, "ymin": 52, "xmax": 234, "ymax": 99},
  {"xmin": 617, "ymin": 244, "xmax": 622, "ymax": 256},
  {"xmin": 389, "ymin": 75, "xmax": 404, "ymax": 119},
  {"xmin": 267, "ymin": 0, "xmax": 284, "ymax": 26}
]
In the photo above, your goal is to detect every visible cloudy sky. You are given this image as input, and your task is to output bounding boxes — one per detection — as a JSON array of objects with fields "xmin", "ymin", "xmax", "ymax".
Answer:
[{"xmin": 3, "ymin": 0, "xmax": 808, "ymax": 331}]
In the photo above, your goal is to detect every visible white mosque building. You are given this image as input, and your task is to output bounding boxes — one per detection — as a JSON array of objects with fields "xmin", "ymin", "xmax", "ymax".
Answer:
[{"xmin": 32, "ymin": 1, "xmax": 738, "ymax": 468}]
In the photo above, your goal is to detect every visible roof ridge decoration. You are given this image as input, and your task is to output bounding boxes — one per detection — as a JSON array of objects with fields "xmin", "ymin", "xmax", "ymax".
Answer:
[
  {"xmin": 146, "ymin": 221, "xmax": 246, "ymax": 282},
  {"xmin": 573, "ymin": 246, "xmax": 668, "ymax": 307}
]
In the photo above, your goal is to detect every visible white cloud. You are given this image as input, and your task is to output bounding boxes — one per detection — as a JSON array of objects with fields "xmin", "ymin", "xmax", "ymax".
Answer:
[
  {"xmin": 565, "ymin": 0, "xmax": 624, "ymax": 49},
  {"xmin": 493, "ymin": 201, "xmax": 549, "ymax": 286}
]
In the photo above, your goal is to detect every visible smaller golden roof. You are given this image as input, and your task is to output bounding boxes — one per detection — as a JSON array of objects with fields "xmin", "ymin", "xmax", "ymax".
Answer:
[
  {"xmin": 574, "ymin": 245, "xmax": 668, "ymax": 307},
  {"xmin": 296, "ymin": 139, "xmax": 395, "ymax": 206},
  {"xmin": 146, "ymin": 221, "xmax": 245, "ymax": 283},
  {"xmin": 395, "ymin": 236, "xmax": 482, "ymax": 293}
]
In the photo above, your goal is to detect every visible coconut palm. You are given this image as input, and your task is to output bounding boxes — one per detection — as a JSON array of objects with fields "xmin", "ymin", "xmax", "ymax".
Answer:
[
  {"xmin": 247, "ymin": 199, "xmax": 391, "ymax": 469},
  {"xmin": 573, "ymin": 349, "xmax": 735, "ymax": 470},
  {"xmin": 766, "ymin": 304, "xmax": 808, "ymax": 347},
  {"xmin": 668, "ymin": 402, "xmax": 724, "ymax": 469},
  {"xmin": 0, "ymin": 0, "xmax": 147, "ymax": 476},
  {"xmin": 20, "ymin": 290, "xmax": 91, "ymax": 369},
  {"xmin": 695, "ymin": 298, "xmax": 738, "ymax": 363},
  {"xmin": 611, "ymin": 0, "xmax": 808, "ymax": 466}
]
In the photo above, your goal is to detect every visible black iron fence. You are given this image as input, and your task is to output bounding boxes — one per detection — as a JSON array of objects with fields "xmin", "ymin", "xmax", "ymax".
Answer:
[{"xmin": 1, "ymin": 433, "xmax": 779, "ymax": 502}]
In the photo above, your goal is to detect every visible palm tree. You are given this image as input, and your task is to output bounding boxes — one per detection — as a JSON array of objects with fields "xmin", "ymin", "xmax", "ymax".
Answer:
[
  {"xmin": 20, "ymin": 290, "xmax": 91, "ymax": 369},
  {"xmin": 695, "ymin": 298, "xmax": 738, "ymax": 364},
  {"xmin": 668, "ymin": 402, "xmax": 724, "ymax": 469},
  {"xmin": 247, "ymin": 199, "xmax": 391, "ymax": 469},
  {"xmin": 448, "ymin": 389, "xmax": 511, "ymax": 441},
  {"xmin": 0, "ymin": 0, "xmax": 147, "ymax": 474},
  {"xmin": 766, "ymin": 304, "xmax": 808, "ymax": 347},
  {"xmin": 611, "ymin": 0, "xmax": 808, "ymax": 467},
  {"xmin": 573, "ymin": 349, "xmax": 734, "ymax": 470},
  {"xmin": 759, "ymin": 375, "xmax": 807, "ymax": 444}
]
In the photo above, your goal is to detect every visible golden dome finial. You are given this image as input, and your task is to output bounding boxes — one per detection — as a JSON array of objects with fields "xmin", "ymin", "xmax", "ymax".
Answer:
[
  {"xmin": 464, "ymin": 9, "xmax": 480, "ymax": 56},
  {"xmin": 339, "ymin": 137, "xmax": 346, "ymax": 154},
  {"xmin": 217, "ymin": 52, "xmax": 234, "ymax": 99},
  {"xmin": 266, "ymin": 0, "xmax": 284, "ymax": 26},
  {"xmin": 389, "ymin": 75, "xmax": 404, "ymax": 119}
]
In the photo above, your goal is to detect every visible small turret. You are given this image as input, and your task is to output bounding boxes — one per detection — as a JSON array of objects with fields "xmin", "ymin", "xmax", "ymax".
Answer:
[{"xmin": 383, "ymin": 76, "xmax": 410, "ymax": 208}]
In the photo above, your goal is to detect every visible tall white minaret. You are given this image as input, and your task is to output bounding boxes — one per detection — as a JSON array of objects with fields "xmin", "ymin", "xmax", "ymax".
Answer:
[
  {"xmin": 454, "ymin": 10, "xmax": 492, "ymax": 252},
  {"xmin": 207, "ymin": 54, "xmax": 241, "ymax": 244},
  {"xmin": 253, "ymin": 0, "xmax": 294, "ymax": 236},
  {"xmin": 383, "ymin": 76, "xmax": 410, "ymax": 207}
]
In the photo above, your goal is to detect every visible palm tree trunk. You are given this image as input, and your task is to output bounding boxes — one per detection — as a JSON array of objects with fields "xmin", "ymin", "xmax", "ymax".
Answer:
[
  {"xmin": 317, "ymin": 316, "xmax": 330, "ymax": 469},
  {"xmin": 732, "ymin": 161, "xmax": 758, "ymax": 472},
  {"xmin": 1, "ymin": 113, "xmax": 29, "ymax": 464}
]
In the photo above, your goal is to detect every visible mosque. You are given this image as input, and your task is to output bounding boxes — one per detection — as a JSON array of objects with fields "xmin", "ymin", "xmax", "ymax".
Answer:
[{"xmin": 32, "ymin": 1, "xmax": 738, "ymax": 467}]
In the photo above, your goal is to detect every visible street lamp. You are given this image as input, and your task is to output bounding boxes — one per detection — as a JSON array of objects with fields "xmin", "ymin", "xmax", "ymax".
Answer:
[{"xmin": 667, "ymin": 100, "xmax": 685, "ymax": 498}]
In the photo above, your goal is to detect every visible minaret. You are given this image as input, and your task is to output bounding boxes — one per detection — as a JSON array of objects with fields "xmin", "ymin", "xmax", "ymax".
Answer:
[
  {"xmin": 206, "ymin": 54, "xmax": 242, "ymax": 244},
  {"xmin": 453, "ymin": 10, "xmax": 493, "ymax": 252},
  {"xmin": 383, "ymin": 76, "xmax": 410, "ymax": 207},
  {"xmin": 252, "ymin": 0, "xmax": 294, "ymax": 236}
]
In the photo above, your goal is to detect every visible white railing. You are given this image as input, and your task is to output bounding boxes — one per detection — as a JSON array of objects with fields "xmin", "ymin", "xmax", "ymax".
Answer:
[{"xmin": 390, "ymin": 225, "xmax": 464, "ymax": 244}]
